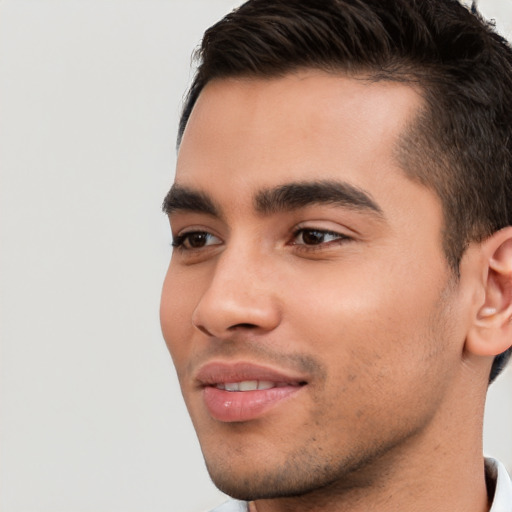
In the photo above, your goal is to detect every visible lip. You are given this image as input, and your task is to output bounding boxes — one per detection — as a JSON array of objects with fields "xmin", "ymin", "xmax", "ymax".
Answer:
[
  {"xmin": 195, "ymin": 361, "xmax": 308, "ymax": 386},
  {"xmin": 196, "ymin": 361, "xmax": 308, "ymax": 423}
]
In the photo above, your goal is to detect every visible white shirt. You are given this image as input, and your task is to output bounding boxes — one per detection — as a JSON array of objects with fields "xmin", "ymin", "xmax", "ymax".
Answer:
[
  {"xmin": 488, "ymin": 458, "xmax": 512, "ymax": 512},
  {"xmin": 209, "ymin": 458, "xmax": 512, "ymax": 512}
]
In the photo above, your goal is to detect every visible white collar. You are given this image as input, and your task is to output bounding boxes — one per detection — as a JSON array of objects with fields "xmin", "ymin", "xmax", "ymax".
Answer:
[{"xmin": 487, "ymin": 458, "xmax": 512, "ymax": 511}]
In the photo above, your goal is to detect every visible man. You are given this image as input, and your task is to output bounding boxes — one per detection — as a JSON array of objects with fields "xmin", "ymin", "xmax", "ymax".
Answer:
[{"xmin": 160, "ymin": 0, "xmax": 512, "ymax": 510}]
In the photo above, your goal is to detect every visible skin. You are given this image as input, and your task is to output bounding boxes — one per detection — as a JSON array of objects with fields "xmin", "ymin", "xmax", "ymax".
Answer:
[{"xmin": 160, "ymin": 71, "xmax": 510, "ymax": 512}]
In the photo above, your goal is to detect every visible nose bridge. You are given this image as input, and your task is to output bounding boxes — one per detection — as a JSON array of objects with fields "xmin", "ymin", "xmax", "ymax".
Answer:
[{"xmin": 192, "ymin": 236, "xmax": 280, "ymax": 336}]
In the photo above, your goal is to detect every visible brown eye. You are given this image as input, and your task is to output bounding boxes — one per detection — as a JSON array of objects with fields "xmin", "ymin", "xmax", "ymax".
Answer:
[
  {"xmin": 292, "ymin": 228, "xmax": 349, "ymax": 246},
  {"xmin": 301, "ymin": 230, "xmax": 326, "ymax": 245},
  {"xmin": 186, "ymin": 233, "xmax": 209, "ymax": 248},
  {"xmin": 172, "ymin": 231, "xmax": 222, "ymax": 250}
]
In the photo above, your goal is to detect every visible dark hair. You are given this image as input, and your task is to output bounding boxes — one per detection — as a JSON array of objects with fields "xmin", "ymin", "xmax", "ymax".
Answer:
[{"xmin": 177, "ymin": 0, "xmax": 512, "ymax": 383}]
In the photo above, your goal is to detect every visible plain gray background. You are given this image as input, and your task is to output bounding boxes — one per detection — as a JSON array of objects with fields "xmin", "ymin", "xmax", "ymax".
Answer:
[{"xmin": 1, "ymin": 1, "xmax": 511, "ymax": 511}]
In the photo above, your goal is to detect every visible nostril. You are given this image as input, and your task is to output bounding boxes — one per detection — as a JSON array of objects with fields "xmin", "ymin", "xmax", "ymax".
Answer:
[
  {"xmin": 193, "ymin": 322, "xmax": 259, "ymax": 338},
  {"xmin": 229, "ymin": 323, "xmax": 259, "ymax": 330}
]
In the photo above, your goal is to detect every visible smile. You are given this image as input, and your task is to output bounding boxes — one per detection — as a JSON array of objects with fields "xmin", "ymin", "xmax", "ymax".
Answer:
[
  {"xmin": 195, "ymin": 362, "xmax": 308, "ymax": 422},
  {"xmin": 215, "ymin": 380, "xmax": 299, "ymax": 391}
]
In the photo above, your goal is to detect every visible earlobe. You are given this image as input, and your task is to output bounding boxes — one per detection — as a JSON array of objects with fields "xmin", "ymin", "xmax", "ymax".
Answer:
[{"xmin": 466, "ymin": 227, "xmax": 512, "ymax": 357}]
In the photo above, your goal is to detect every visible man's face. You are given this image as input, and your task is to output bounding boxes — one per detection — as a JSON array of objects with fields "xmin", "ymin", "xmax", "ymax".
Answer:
[{"xmin": 160, "ymin": 72, "xmax": 469, "ymax": 499}]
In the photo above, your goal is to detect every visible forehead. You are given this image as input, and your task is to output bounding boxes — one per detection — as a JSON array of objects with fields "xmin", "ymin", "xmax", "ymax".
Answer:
[{"xmin": 176, "ymin": 71, "xmax": 423, "ymax": 210}]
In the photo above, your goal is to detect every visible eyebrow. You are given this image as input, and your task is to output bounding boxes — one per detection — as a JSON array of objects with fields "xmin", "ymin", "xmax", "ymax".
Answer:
[
  {"xmin": 162, "ymin": 180, "xmax": 383, "ymax": 219},
  {"xmin": 254, "ymin": 180, "xmax": 383, "ymax": 216},
  {"xmin": 162, "ymin": 184, "xmax": 220, "ymax": 217}
]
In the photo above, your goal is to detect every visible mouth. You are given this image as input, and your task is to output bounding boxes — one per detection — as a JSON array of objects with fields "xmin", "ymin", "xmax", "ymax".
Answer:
[
  {"xmin": 195, "ymin": 362, "xmax": 308, "ymax": 422},
  {"xmin": 214, "ymin": 380, "xmax": 303, "ymax": 391}
]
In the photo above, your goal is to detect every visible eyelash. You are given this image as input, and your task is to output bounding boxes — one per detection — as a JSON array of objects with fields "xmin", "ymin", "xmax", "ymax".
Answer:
[
  {"xmin": 172, "ymin": 228, "xmax": 351, "ymax": 253},
  {"xmin": 290, "ymin": 228, "xmax": 351, "ymax": 250}
]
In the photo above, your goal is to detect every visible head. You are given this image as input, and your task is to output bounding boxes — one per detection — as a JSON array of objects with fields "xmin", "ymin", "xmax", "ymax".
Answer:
[
  {"xmin": 176, "ymin": 0, "xmax": 512, "ymax": 382},
  {"xmin": 161, "ymin": 0, "xmax": 512, "ymax": 504}
]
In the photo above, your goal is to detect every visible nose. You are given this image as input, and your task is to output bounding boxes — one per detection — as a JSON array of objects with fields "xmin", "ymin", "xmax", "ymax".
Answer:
[{"xmin": 191, "ymin": 245, "xmax": 281, "ymax": 338}]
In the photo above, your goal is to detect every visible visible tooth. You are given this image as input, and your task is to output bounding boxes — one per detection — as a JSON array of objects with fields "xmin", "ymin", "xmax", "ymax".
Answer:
[
  {"xmin": 221, "ymin": 381, "xmax": 281, "ymax": 392},
  {"xmin": 257, "ymin": 381, "xmax": 275, "ymax": 390},
  {"xmin": 239, "ymin": 380, "xmax": 258, "ymax": 391}
]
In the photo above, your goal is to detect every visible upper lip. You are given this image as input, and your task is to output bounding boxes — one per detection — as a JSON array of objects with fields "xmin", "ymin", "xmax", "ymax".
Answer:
[{"xmin": 195, "ymin": 361, "xmax": 309, "ymax": 387}]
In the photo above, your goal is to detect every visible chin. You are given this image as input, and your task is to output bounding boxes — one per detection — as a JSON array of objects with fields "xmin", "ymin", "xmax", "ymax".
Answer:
[
  {"xmin": 201, "ymin": 427, "xmax": 413, "ymax": 501},
  {"xmin": 204, "ymin": 451, "xmax": 352, "ymax": 501},
  {"xmin": 207, "ymin": 469, "xmax": 313, "ymax": 501}
]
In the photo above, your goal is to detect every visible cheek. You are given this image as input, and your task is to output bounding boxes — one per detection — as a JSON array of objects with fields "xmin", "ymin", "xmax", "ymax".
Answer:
[
  {"xmin": 284, "ymin": 280, "xmax": 456, "ymax": 454},
  {"xmin": 160, "ymin": 265, "xmax": 199, "ymax": 366},
  {"xmin": 284, "ymin": 257, "xmax": 453, "ymax": 388}
]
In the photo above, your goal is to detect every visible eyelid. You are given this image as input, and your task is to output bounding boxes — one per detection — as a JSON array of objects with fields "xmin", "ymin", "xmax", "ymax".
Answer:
[
  {"xmin": 171, "ymin": 222, "xmax": 222, "ymax": 239},
  {"xmin": 292, "ymin": 220, "xmax": 353, "ymax": 236}
]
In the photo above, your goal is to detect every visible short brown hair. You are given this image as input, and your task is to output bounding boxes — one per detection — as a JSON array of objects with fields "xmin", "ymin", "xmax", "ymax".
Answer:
[{"xmin": 177, "ymin": 0, "xmax": 512, "ymax": 382}]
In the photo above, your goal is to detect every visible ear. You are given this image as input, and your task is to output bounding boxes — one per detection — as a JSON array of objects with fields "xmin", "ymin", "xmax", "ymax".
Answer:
[{"xmin": 466, "ymin": 227, "xmax": 512, "ymax": 357}]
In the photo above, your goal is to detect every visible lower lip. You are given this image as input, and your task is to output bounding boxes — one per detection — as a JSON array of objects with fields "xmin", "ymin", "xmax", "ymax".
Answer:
[{"xmin": 203, "ymin": 385, "xmax": 302, "ymax": 422}]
